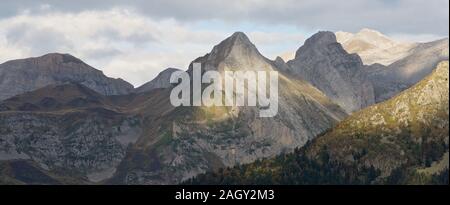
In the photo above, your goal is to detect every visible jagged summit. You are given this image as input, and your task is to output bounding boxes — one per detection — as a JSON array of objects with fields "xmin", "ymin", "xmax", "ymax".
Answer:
[
  {"xmin": 294, "ymin": 31, "xmax": 341, "ymax": 58},
  {"xmin": 288, "ymin": 30, "xmax": 374, "ymax": 113},
  {"xmin": 230, "ymin": 31, "xmax": 251, "ymax": 42},
  {"xmin": 214, "ymin": 31, "xmax": 255, "ymax": 51},
  {"xmin": 191, "ymin": 31, "xmax": 270, "ymax": 72},
  {"xmin": 304, "ymin": 31, "xmax": 337, "ymax": 45}
]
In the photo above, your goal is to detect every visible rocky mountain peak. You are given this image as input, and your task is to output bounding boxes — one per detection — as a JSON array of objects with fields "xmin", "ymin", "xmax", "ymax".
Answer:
[
  {"xmin": 200, "ymin": 31, "xmax": 267, "ymax": 71},
  {"xmin": 39, "ymin": 53, "xmax": 85, "ymax": 65},
  {"xmin": 290, "ymin": 31, "xmax": 363, "ymax": 67},
  {"xmin": 298, "ymin": 31, "xmax": 336, "ymax": 51},
  {"xmin": 230, "ymin": 31, "xmax": 252, "ymax": 43},
  {"xmin": 135, "ymin": 67, "xmax": 183, "ymax": 93},
  {"xmin": 288, "ymin": 31, "xmax": 374, "ymax": 113},
  {"xmin": 0, "ymin": 53, "xmax": 134, "ymax": 100},
  {"xmin": 213, "ymin": 31, "xmax": 256, "ymax": 53},
  {"xmin": 293, "ymin": 31, "xmax": 351, "ymax": 60}
]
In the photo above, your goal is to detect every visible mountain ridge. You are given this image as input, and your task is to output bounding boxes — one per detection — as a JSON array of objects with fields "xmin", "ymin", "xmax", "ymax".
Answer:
[
  {"xmin": 0, "ymin": 30, "xmax": 448, "ymax": 185},
  {"xmin": 0, "ymin": 53, "xmax": 134, "ymax": 101}
]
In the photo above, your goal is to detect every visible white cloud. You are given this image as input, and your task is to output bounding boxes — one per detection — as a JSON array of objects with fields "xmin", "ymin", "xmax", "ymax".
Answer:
[
  {"xmin": 1, "ymin": 0, "xmax": 447, "ymax": 35},
  {"xmin": 0, "ymin": 8, "xmax": 227, "ymax": 86},
  {"xmin": 0, "ymin": 7, "xmax": 317, "ymax": 87},
  {"xmin": 0, "ymin": 2, "xmax": 447, "ymax": 87}
]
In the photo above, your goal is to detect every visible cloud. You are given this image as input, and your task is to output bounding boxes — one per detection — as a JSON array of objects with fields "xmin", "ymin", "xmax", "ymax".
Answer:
[
  {"xmin": 0, "ymin": 1, "xmax": 448, "ymax": 86},
  {"xmin": 0, "ymin": 0, "xmax": 448, "ymax": 35},
  {"xmin": 0, "ymin": 7, "xmax": 314, "ymax": 87},
  {"xmin": 0, "ymin": 8, "xmax": 223, "ymax": 86}
]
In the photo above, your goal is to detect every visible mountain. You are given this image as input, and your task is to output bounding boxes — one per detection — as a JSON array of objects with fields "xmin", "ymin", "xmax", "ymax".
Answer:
[
  {"xmin": 386, "ymin": 38, "xmax": 449, "ymax": 84},
  {"xmin": 187, "ymin": 61, "xmax": 449, "ymax": 185},
  {"xmin": 277, "ymin": 30, "xmax": 448, "ymax": 105},
  {"xmin": 334, "ymin": 29, "xmax": 449, "ymax": 102},
  {"xmin": 106, "ymin": 32, "xmax": 347, "ymax": 184},
  {"xmin": 336, "ymin": 28, "xmax": 416, "ymax": 66},
  {"xmin": 135, "ymin": 68, "xmax": 182, "ymax": 93},
  {"xmin": 368, "ymin": 38, "xmax": 449, "ymax": 102},
  {"xmin": 0, "ymin": 32, "xmax": 347, "ymax": 185},
  {"xmin": 0, "ymin": 53, "xmax": 134, "ymax": 101},
  {"xmin": 286, "ymin": 31, "xmax": 375, "ymax": 113}
]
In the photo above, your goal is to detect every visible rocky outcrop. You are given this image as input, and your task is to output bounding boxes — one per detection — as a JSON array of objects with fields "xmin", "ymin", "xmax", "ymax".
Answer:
[
  {"xmin": 0, "ymin": 53, "xmax": 134, "ymax": 100},
  {"xmin": 287, "ymin": 31, "xmax": 375, "ymax": 113}
]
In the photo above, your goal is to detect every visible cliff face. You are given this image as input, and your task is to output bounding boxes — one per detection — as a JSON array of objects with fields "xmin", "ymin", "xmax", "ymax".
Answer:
[
  {"xmin": 0, "ymin": 53, "xmax": 134, "ymax": 101},
  {"xmin": 287, "ymin": 31, "xmax": 375, "ymax": 113}
]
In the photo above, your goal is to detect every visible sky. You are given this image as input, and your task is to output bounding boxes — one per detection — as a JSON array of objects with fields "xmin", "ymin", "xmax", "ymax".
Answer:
[{"xmin": 0, "ymin": 0, "xmax": 448, "ymax": 87}]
